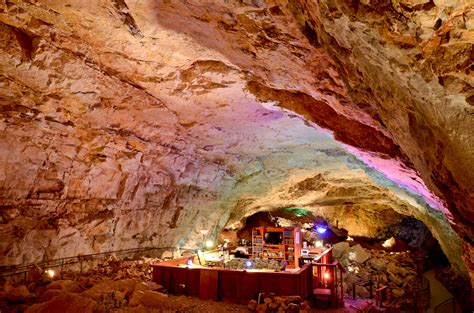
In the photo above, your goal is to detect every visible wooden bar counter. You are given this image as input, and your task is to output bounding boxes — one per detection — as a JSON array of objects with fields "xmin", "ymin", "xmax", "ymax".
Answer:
[{"xmin": 151, "ymin": 255, "xmax": 313, "ymax": 304}]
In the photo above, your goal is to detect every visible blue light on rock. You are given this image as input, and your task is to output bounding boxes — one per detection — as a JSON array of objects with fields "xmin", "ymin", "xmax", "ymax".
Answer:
[
  {"xmin": 245, "ymin": 260, "xmax": 253, "ymax": 268},
  {"xmin": 186, "ymin": 258, "xmax": 193, "ymax": 266},
  {"xmin": 316, "ymin": 226, "xmax": 327, "ymax": 234}
]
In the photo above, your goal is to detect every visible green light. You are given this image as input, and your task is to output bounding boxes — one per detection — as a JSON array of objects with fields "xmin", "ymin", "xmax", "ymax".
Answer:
[{"xmin": 284, "ymin": 208, "xmax": 308, "ymax": 217}]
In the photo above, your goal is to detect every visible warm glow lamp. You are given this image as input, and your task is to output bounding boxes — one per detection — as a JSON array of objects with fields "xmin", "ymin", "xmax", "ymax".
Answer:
[
  {"xmin": 205, "ymin": 240, "xmax": 214, "ymax": 249},
  {"xmin": 45, "ymin": 269, "xmax": 55, "ymax": 279}
]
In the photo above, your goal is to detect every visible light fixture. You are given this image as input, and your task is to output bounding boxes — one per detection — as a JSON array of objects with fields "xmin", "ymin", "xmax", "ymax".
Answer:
[
  {"xmin": 245, "ymin": 260, "xmax": 253, "ymax": 269},
  {"xmin": 186, "ymin": 258, "xmax": 193, "ymax": 266},
  {"xmin": 315, "ymin": 240, "xmax": 323, "ymax": 248},
  {"xmin": 346, "ymin": 236, "xmax": 354, "ymax": 241},
  {"xmin": 382, "ymin": 237, "xmax": 395, "ymax": 248},
  {"xmin": 199, "ymin": 230, "xmax": 209, "ymax": 235},
  {"xmin": 45, "ymin": 269, "xmax": 55, "ymax": 279},
  {"xmin": 205, "ymin": 240, "xmax": 214, "ymax": 249},
  {"xmin": 316, "ymin": 225, "xmax": 327, "ymax": 234},
  {"xmin": 323, "ymin": 272, "xmax": 330, "ymax": 280}
]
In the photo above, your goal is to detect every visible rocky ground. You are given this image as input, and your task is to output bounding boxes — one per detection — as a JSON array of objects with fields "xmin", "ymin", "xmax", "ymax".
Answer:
[
  {"xmin": 0, "ymin": 255, "xmax": 375, "ymax": 313},
  {"xmin": 332, "ymin": 242, "xmax": 425, "ymax": 304}
]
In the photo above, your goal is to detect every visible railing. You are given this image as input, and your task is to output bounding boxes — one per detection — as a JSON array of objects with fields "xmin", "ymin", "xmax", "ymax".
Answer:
[
  {"xmin": 434, "ymin": 297, "xmax": 455, "ymax": 313},
  {"xmin": 375, "ymin": 276, "xmax": 430, "ymax": 313},
  {"xmin": 0, "ymin": 246, "xmax": 181, "ymax": 282}
]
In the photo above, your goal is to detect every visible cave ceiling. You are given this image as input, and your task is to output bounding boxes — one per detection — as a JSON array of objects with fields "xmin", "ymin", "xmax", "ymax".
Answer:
[{"xmin": 0, "ymin": 0, "xmax": 473, "ymax": 289}]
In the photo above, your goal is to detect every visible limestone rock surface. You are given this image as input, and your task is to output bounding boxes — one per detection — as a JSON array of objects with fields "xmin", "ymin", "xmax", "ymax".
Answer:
[{"xmin": 0, "ymin": 0, "xmax": 472, "ymax": 303}]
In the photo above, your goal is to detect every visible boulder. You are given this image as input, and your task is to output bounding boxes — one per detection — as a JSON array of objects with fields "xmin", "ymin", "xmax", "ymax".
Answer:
[
  {"xmin": 133, "ymin": 281, "xmax": 163, "ymax": 293},
  {"xmin": 350, "ymin": 244, "xmax": 370, "ymax": 264},
  {"xmin": 25, "ymin": 293, "xmax": 97, "ymax": 313},
  {"xmin": 355, "ymin": 285, "xmax": 370, "ymax": 298},
  {"xmin": 4, "ymin": 283, "xmax": 30, "ymax": 302},
  {"xmin": 287, "ymin": 302, "xmax": 299, "ymax": 312},
  {"xmin": 248, "ymin": 299, "xmax": 258, "ymax": 311},
  {"xmin": 46, "ymin": 280, "xmax": 81, "ymax": 293},
  {"xmin": 161, "ymin": 251, "xmax": 173, "ymax": 259},
  {"xmin": 332, "ymin": 242, "xmax": 350, "ymax": 260},
  {"xmin": 129, "ymin": 290, "xmax": 178, "ymax": 310},
  {"xmin": 37, "ymin": 289, "xmax": 65, "ymax": 303},
  {"xmin": 285, "ymin": 295, "xmax": 301, "ymax": 304},
  {"xmin": 268, "ymin": 302, "xmax": 280, "ymax": 310},
  {"xmin": 82, "ymin": 278, "xmax": 140, "ymax": 301},
  {"xmin": 256, "ymin": 303, "xmax": 267, "ymax": 313},
  {"xmin": 392, "ymin": 288, "xmax": 405, "ymax": 298},
  {"xmin": 368, "ymin": 258, "xmax": 387, "ymax": 272}
]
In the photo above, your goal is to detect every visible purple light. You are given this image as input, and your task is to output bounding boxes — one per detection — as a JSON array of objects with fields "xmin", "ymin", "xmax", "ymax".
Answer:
[
  {"xmin": 245, "ymin": 260, "xmax": 253, "ymax": 268},
  {"xmin": 316, "ymin": 226, "xmax": 327, "ymax": 234}
]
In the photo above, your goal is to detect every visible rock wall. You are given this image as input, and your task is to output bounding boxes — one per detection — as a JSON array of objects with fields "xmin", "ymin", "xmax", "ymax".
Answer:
[
  {"xmin": 285, "ymin": 0, "xmax": 474, "ymax": 293},
  {"xmin": 0, "ymin": 0, "xmax": 471, "ymax": 299}
]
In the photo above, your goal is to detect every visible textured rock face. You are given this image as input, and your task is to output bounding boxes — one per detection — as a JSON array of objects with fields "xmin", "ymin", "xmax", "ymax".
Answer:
[
  {"xmin": 287, "ymin": 0, "xmax": 474, "ymax": 297},
  {"xmin": 0, "ymin": 0, "xmax": 472, "ymax": 298}
]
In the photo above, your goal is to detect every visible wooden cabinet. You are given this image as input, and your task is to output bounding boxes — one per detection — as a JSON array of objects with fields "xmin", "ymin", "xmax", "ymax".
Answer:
[{"xmin": 251, "ymin": 226, "xmax": 301, "ymax": 268}]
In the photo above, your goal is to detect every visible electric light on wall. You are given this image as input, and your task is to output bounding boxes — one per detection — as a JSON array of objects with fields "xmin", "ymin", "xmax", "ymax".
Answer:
[
  {"xmin": 45, "ymin": 269, "xmax": 55, "ymax": 279},
  {"xmin": 205, "ymin": 240, "xmax": 214, "ymax": 249},
  {"xmin": 382, "ymin": 237, "xmax": 395, "ymax": 248}
]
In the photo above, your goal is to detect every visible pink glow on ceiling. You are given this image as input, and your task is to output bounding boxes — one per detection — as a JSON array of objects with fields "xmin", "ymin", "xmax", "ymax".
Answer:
[{"xmin": 345, "ymin": 145, "xmax": 452, "ymax": 220}]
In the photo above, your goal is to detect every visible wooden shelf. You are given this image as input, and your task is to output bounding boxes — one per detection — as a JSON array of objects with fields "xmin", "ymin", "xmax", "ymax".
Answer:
[{"xmin": 251, "ymin": 226, "xmax": 301, "ymax": 268}]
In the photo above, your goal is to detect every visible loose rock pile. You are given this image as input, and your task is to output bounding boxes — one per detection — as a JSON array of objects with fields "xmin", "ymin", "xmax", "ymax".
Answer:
[
  {"xmin": 89, "ymin": 255, "xmax": 161, "ymax": 281},
  {"xmin": 247, "ymin": 294, "xmax": 311, "ymax": 313},
  {"xmin": 332, "ymin": 242, "xmax": 422, "ymax": 300},
  {"xmin": 0, "ymin": 255, "xmax": 167, "ymax": 313}
]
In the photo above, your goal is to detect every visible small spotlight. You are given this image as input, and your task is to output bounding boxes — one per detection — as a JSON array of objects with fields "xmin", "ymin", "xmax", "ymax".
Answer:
[
  {"xmin": 45, "ymin": 269, "xmax": 55, "ymax": 279},
  {"xmin": 186, "ymin": 258, "xmax": 193, "ymax": 266},
  {"xmin": 316, "ymin": 226, "xmax": 327, "ymax": 234},
  {"xmin": 200, "ymin": 230, "xmax": 209, "ymax": 235},
  {"xmin": 205, "ymin": 240, "xmax": 214, "ymax": 248},
  {"xmin": 245, "ymin": 260, "xmax": 253, "ymax": 269},
  {"xmin": 382, "ymin": 237, "xmax": 395, "ymax": 248},
  {"xmin": 315, "ymin": 240, "xmax": 323, "ymax": 248},
  {"xmin": 323, "ymin": 272, "xmax": 330, "ymax": 280}
]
